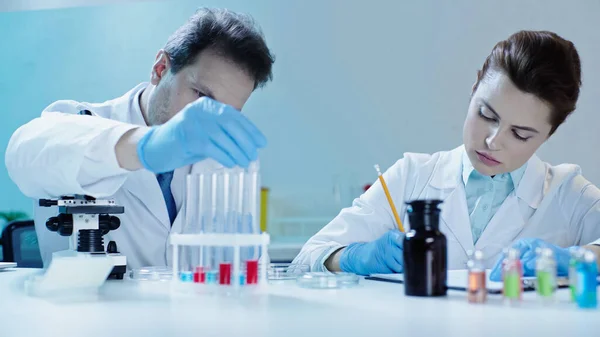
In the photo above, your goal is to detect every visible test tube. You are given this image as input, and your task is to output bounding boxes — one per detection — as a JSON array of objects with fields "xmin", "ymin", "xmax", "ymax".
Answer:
[
  {"xmin": 248, "ymin": 161, "xmax": 260, "ymax": 233},
  {"xmin": 467, "ymin": 250, "xmax": 487, "ymax": 303},
  {"xmin": 233, "ymin": 167, "xmax": 245, "ymax": 286},
  {"xmin": 222, "ymin": 168, "xmax": 233, "ymax": 263},
  {"xmin": 211, "ymin": 169, "xmax": 223, "ymax": 270},
  {"xmin": 246, "ymin": 161, "xmax": 261, "ymax": 260},
  {"xmin": 238, "ymin": 167, "xmax": 249, "ymax": 262},
  {"xmin": 199, "ymin": 171, "xmax": 210, "ymax": 274},
  {"xmin": 502, "ymin": 248, "xmax": 522, "ymax": 304},
  {"xmin": 535, "ymin": 248, "xmax": 557, "ymax": 303},
  {"xmin": 185, "ymin": 171, "xmax": 212, "ymax": 272},
  {"xmin": 216, "ymin": 168, "xmax": 235, "ymax": 284},
  {"xmin": 182, "ymin": 174, "xmax": 201, "ymax": 273},
  {"xmin": 234, "ymin": 166, "xmax": 245, "ymax": 242}
]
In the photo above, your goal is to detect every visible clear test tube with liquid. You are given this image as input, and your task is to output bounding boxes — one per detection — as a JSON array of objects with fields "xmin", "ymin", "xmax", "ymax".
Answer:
[
  {"xmin": 179, "ymin": 173, "xmax": 198, "ymax": 280},
  {"xmin": 244, "ymin": 161, "xmax": 262, "ymax": 285},
  {"xmin": 219, "ymin": 166, "xmax": 240, "ymax": 286},
  {"xmin": 244, "ymin": 162, "xmax": 261, "ymax": 256},
  {"xmin": 182, "ymin": 172, "xmax": 210, "ymax": 283},
  {"xmin": 212, "ymin": 168, "xmax": 233, "ymax": 285},
  {"xmin": 227, "ymin": 161, "xmax": 261, "ymax": 285}
]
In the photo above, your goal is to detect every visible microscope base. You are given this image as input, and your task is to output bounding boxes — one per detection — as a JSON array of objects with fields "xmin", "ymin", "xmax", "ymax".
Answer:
[
  {"xmin": 107, "ymin": 254, "xmax": 127, "ymax": 280},
  {"xmin": 108, "ymin": 265, "xmax": 127, "ymax": 280}
]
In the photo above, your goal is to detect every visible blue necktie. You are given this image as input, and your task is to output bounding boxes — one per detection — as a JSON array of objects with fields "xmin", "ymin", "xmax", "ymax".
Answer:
[{"xmin": 156, "ymin": 171, "xmax": 177, "ymax": 225}]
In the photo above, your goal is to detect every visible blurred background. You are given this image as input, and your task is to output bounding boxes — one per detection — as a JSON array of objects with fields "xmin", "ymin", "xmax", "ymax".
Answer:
[{"xmin": 0, "ymin": 0, "xmax": 599, "ymax": 257}]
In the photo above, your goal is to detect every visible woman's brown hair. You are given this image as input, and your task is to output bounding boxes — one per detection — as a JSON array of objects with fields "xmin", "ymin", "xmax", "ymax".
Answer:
[{"xmin": 473, "ymin": 31, "xmax": 582, "ymax": 135}]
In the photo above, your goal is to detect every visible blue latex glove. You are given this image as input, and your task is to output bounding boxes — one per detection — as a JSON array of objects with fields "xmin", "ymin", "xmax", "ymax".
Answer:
[
  {"xmin": 137, "ymin": 97, "xmax": 267, "ymax": 173},
  {"xmin": 489, "ymin": 238, "xmax": 572, "ymax": 281},
  {"xmin": 339, "ymin": 229, "xmax": 405, "ymax": 275}
]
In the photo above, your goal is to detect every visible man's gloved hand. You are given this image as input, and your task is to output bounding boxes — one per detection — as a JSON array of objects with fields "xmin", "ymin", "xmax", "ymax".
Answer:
[
  {"xmin": 339, "ymin": 229, "xmax": 405, "ymax": 275},
  {"xmin": 489, "ymin": 238, "xmax": 572, "ymax": 281},
  {"xmin": 137, "ymin": 97, "xmax": 267, "ymax": 173}
]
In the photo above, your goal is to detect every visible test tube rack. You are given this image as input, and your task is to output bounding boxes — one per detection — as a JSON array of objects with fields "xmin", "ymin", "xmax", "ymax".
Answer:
[{"xmin": 170, "ymin": 232, "xmax": 270, "ymax": 290}]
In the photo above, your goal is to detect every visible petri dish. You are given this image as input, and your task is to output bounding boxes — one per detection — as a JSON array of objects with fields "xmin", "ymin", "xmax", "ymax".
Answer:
[
  {"xmin": 129, "ymin": 266, "xmax": 173, "ymax": 282},
  {"xmin": 267, "ymin": 263, "xmax": 310, "ymax": 280},
  {"xmin": 296, "ymin": 272, "xmax": 360, "ymax": 289}
]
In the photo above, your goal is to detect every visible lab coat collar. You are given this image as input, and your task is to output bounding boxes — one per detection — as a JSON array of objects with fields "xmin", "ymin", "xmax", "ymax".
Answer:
[
  {"xmin": 514, "ymin": 154, "xmax": 545, "ymax": 209},
  {"xmin": 461, "ymin": 151, "xmax": 528, "ymax": 193},
  {"xmin": 429, "ymin": 145, "xmax": 464, "ymax": 190},
  {"xmin": 429, "ymin": 145, "xmax": 545, "ymax": 209},
  {"xmin": 109, "ymin": 82, "xmax": 149, "ymax": 126}
]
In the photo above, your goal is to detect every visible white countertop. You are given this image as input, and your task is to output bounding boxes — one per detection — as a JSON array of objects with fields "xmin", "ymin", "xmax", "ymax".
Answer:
[{"xmin": 0, "ymin": 268, "xmax": 597, "ymax": 337}]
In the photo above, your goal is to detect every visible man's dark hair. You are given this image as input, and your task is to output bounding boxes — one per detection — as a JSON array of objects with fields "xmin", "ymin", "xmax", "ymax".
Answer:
[{"xmin": 164, "ymin": 7, "xmax": 275, "ymax": 89}]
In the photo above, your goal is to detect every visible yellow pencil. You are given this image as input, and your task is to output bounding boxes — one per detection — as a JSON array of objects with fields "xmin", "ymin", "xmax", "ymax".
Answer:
[{"xmin": 374, "ymin": 164, "xmax": 405, "ymax": 232}]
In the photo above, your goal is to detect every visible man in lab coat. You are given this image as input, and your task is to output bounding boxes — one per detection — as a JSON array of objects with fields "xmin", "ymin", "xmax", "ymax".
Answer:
[{"xmin": 5, "ymin": 8, "xmax": 275, "ymax": 269}]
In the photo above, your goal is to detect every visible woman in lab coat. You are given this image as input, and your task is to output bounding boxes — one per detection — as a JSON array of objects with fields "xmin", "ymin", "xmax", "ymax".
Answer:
[{"xmin": 292, "ymin": 30, "xmax": 600, "ymax": 277}]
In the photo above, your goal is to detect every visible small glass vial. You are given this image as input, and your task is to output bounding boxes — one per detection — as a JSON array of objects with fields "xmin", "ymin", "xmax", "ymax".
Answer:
[
  {"xmin": 535, "ymin": 247, "xmax": 557, "ymax": 304},
  {"xmin": 575, "ymin": 250, "xmax": 598, "ymax": 309},
  {"xmin": 502, "ymin": 248, "xmax": 522, "ymax": 304},
  {"xmin": 467, "ymin": 250, "xmax": 487, "ymax": 303},
  {"xmin": 568, "ymin": 247, "xmax": 584, "ymax": 302}
]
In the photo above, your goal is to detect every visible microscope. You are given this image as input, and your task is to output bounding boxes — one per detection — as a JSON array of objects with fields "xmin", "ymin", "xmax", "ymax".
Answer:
[{"xmin": 39, "ymin": 195, "xmax": 127, "ymax": 280}]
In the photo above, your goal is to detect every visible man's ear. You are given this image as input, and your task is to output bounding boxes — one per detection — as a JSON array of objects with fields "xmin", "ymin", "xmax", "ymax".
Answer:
[{"xmin": 150, "ymin": 50, "xmax": 171, "ymax": 85}]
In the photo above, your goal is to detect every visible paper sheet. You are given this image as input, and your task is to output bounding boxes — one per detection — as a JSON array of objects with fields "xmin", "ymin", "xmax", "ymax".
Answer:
[{"xmin": 370, "ymin": 269, "xmax": 538, "ymax": 291}]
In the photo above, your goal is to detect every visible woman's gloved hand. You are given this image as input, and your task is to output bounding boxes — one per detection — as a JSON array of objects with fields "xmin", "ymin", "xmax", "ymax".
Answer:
[
  {"xmin": 339, "ymin": 229, "xmax": 405, "ymax": 275},
  {"xmin": 490, "ymin": 238, "xmax": 572, "ymax": 281}
]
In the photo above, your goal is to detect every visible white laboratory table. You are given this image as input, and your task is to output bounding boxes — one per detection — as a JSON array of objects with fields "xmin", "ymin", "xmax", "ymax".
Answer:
[{"xmin": 0, "ymin": 268, "xmax": 598, "ymax": 337}]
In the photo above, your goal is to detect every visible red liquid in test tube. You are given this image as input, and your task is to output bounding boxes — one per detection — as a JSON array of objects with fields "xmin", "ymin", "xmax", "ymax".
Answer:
[
  {"xmin": 194, "ymin": 266, "xmax": 205, "ymax": 283},
  {"xmin": 219, "ymin": 263, "xmax": 231, "ymax": 285},
  {"xmin": 246, "ymin": 260, "xmax": 258, "ymax": 284}
]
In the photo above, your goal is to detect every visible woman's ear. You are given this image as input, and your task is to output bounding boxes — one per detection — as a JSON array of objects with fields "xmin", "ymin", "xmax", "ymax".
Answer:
[{"xmin": 472, "ymin": 70, "xmax": 482, "ymax": 93}]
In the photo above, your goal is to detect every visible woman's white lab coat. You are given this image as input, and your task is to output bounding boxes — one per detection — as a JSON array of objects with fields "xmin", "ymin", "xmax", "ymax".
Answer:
[
  {"xmin": 292, "ymin": 146, "xmax": 600, "ymax": 271},
  {"xmin": 5, "ymin": 83, "xmax": 214, "ymax": 269}
]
